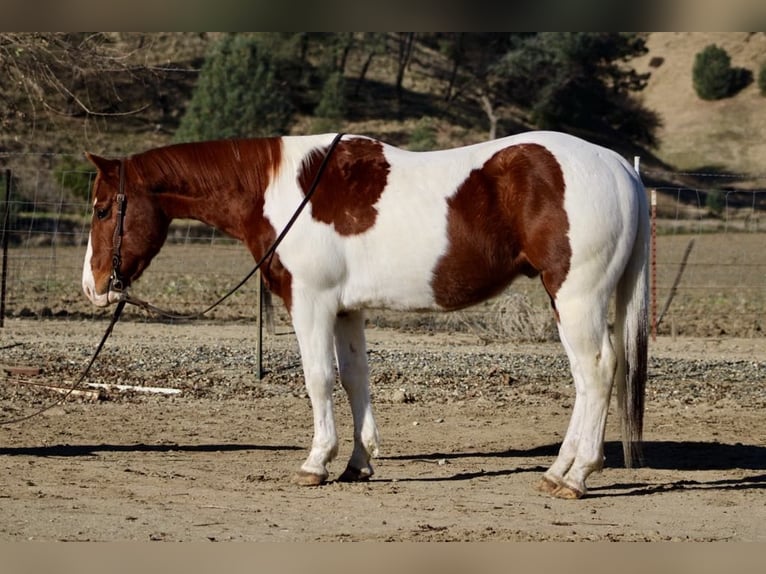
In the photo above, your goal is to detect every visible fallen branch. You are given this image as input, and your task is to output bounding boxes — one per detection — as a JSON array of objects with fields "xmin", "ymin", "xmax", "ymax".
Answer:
[
  {"xmin": 4, "ymin": 377, "xmax": 102, "ymax": 401},
  {"xmin": 3, "ymin": 374, "xmax": 181, "ymax": 398},
  {"xmin": 85, "ymin": 382, "xmax": 182, "ymax": 395}
]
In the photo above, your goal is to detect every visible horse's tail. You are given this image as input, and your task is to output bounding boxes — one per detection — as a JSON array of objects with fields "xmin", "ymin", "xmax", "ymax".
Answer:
[{"xmin": 614, "ymin": 178, "xmax": 649, "ymax": 468}]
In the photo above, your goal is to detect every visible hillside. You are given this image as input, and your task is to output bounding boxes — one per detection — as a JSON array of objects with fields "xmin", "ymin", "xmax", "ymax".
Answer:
[
  {"xmin": 2, "ymin": 32, "xmax": 765, "ymax": 185},
  {"xmin": 632, "ymin": 32, "xmax": 766, "ymax": 178}
]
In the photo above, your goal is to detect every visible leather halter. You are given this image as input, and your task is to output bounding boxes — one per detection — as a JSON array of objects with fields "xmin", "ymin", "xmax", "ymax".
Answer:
[{"xmin": 109, "ymin": 160, "xmax": 128, "ymax": 294}]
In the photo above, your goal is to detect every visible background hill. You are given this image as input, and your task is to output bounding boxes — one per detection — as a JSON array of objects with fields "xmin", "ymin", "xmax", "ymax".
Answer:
[
  {"xmin": 632, "ymin": 32, "xmax": 766, "ymax": 178},
  {"xmin": 1, "ymin": 32, "xmax": 764, "ymax": 199}
]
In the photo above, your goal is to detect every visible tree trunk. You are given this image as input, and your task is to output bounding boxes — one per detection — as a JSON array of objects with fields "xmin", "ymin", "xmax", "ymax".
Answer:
[
  {"xmin": 444, "ymin": 33, "xmax": 463, "ymax": 103},
  {"xmin": 479, "ymin": 92, "xmax": 498, "ymax": 140},
  {"xmin": 355, "ymin": 51, "xmax": 375, "ymax": 98},
  {"xmin": 395, "ymin": 32, "xmax": 415, "ymax": 116}
]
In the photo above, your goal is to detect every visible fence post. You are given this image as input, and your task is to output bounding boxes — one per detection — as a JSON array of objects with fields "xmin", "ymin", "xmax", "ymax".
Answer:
[
  {"xmin": 255, "ymin": 269, "xmax": 263, "ymax": 380},
  {"xmin": 651, "ymin": 189, "xmax": 657, "ymax": 341},
  {"xmin": 1, "ymin": 169, "xmax": 11, "ymax": 328}
]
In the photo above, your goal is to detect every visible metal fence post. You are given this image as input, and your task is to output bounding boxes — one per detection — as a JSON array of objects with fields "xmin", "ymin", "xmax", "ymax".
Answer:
[
  {"xmin": 1, "ymin": 169, "xmax": 12, "ymax": 328},
  {"xmin": 255, "ymin": 269, "xmax": 263, "ymax": 380}
]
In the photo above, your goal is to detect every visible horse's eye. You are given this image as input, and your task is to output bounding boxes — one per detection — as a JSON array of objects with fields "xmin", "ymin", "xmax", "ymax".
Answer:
[{"xmin": 95, "ymin": 207, "xmax": 110, "ymax": 220}]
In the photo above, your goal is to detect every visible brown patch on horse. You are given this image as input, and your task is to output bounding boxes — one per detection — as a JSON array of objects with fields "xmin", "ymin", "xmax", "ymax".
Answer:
[
  {"xmin": 431, "ymin": 143, "xmax": 571, "ymax": 310},
  {"xmin": 128, "ymin": 139, "xmax": 283, "ymax": 240},
  {"xmin": 132, "ymin": 139, "xmax": 296, "ymax": 310},
  {"xmin": 298, "ymin": 138, "xmax": 389, "ymax": 236}
]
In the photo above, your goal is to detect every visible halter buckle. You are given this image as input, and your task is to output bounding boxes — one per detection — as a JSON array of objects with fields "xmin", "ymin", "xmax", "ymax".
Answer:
[{"xmin": 109, "ymin": 273, "xmax": 124, "ymax": 293}]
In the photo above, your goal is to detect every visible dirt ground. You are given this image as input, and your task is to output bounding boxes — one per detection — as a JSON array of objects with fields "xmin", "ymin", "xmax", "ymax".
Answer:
[{"xmin": 0, "ymin": 317, "xmax": 764, "ymax": 541}]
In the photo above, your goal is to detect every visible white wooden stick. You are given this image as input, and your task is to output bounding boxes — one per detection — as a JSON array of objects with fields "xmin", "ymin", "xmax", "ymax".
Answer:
[{"xmin": 85, "ymin": 382, "xmax": 182, "ymax": 395}]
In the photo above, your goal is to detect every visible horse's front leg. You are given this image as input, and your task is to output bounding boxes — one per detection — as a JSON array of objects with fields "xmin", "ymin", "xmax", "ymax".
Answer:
[
  {"xmin": 291, "ymin": 291, "xmax": 339, "ymax": 486},
  {"xmin": 334, "ymin": 310, "xmax": 379, "ymax": 482}
]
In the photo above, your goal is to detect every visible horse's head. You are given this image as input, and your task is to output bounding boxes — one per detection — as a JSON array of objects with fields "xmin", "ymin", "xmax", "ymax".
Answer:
[{"xmin": 82, "ymin": 153, "xmax": 170, "ymax": 306}]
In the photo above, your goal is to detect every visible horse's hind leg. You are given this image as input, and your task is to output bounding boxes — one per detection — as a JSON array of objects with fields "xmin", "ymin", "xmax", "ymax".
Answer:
[
  {"xmin": 540, "ymin": 295, "xmax": 617, "ymax": 499},
  {"xmin": 334, "ymin": 310, "xmax": 380, "ymax": 482}
]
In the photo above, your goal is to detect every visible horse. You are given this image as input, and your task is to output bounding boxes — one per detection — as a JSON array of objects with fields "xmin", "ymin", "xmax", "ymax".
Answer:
[{"xmin": 82, "ymin": 131, "xmax": 649, "ymax": 499}]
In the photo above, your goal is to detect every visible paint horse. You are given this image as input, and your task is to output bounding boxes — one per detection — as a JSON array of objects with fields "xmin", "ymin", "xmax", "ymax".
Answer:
[{"xmin": 82, "ymin": 131, "xmax": 648, "ymax": 499}]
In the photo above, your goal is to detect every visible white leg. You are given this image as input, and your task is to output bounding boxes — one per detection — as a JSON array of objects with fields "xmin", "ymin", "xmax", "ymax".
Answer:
[
  {"xmin": 540, "ymin": 298, "xmax": 617, "ymax": 499},
  {"xmin": 539, "ymin": 320, "xmax": 586, "ymax": 490},
  {"xmin": 291, "ymin": 289, "xmax": 340, "ymax": 486},
  {"xmin": 334, "ymin": 310, "xmax": 380, "ymax": 481}
]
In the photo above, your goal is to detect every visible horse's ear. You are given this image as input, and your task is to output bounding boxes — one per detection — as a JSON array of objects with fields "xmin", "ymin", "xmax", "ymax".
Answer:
[{"xmin": 84, "ymin": 152, "xmax": 120, "ymax": 179}]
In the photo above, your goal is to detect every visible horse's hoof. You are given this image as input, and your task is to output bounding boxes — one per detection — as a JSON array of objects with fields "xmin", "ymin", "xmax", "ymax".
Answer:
[
  {"xmin": 536, "ymin": 476, "xmax": 561, "ymax": 494},
  {"xmin": 552, "ymin": 484, "xmax": 585, "ymax": 499},
  {"xmin": 338, "ymin": 464, "xmax": 373, "ymax": 482},
  {"xmin": 292, "ymin": 470, "xmax": 327, "ymax": 486}
]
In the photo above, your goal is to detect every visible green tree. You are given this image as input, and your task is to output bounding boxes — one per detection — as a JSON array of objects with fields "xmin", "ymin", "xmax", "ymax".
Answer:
[
  {"xmin": 494, "ymin": 33, "xmax": 659, "ymax": 146},
  {"xmin": 693, "ymin": 44, "xmax": 736, "ymax": 100},
  {"xmin": 435, "ymin": 33, "xmax": 521, "ymax": 139},
  {"xmin": 174, "ymin": 34, "xmax": 294, "ymax": 141},
  {"xmin": 54, "ymin": 156, "xmax": 93, "ymax": 202}
]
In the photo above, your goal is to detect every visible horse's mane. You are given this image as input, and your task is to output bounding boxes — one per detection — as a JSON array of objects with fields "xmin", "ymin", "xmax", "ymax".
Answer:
[{"xmin": 128, "ymin": 138, "xmax": 283, "ymax": 198}]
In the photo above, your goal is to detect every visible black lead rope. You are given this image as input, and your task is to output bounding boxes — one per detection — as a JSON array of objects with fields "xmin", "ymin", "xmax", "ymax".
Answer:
[
  {"xmin": 0, "ymin": 133, "xmax": 344, "ymax": 425},
  {"xmin": 0, "ymin": 299, "xmax": 126, "ymax": 426},
  {"xmin": 121, "ymin": 132, "xmax": 345, "ymax": 321}
]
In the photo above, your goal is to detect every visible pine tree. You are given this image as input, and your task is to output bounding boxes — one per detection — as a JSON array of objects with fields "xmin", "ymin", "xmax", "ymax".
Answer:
[
  {"xmin": 174, "ymin": 34, "xmax": 293, "ymax": 141},
  {"xmin": 693, "ymin": 44, "xmax": 735, "ymax": 101}
]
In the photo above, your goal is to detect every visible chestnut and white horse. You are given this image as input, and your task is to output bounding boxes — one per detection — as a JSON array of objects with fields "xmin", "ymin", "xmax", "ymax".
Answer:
[{"xmin": 82, "ymin": 131, "xmax": 648, "ymax": 498}]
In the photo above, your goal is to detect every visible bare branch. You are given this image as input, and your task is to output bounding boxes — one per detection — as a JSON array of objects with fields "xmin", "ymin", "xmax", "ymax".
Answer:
[{"xmin": 0, "ymin": 32, "xmax": 163, "ymax": 122}]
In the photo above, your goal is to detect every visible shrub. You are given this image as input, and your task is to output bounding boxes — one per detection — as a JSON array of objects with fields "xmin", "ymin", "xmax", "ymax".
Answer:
[
  {"xmin": 310, "ymin": 71, "xmax": 347, "ymax": 134},
  {"xmin": 758, "ymin": 61, "xmax": 766, "ymax": 96},
  {"xmin": 407, "ymin": 118, "xmax": 438, "ymax": 151},
  {"xmin": 706, "ymin": 190, "xmax": 725, "ymax": 216},
  {"xmin": 314, "ymin": 71, "xmax": 346, "ymax": 122},
  {"xmin": 54, "ymin": 156, "xmax": 93, "ymax": 202},
  {"xmin": 692, "ymin": 44, "xmax": 753, "ymax": 101},
  {"xmin": 693, "ymin": 44, "xmax": 736, "ymax": 100}
]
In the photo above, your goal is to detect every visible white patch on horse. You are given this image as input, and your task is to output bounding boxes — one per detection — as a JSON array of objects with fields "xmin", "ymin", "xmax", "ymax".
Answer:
[
  {"xmin": 338, "ymin": 145, "xmax": 474, "ymax": 310},
  {"xmin": 81, "ymin": 235, "xmax": 105, "ymax": 306}
]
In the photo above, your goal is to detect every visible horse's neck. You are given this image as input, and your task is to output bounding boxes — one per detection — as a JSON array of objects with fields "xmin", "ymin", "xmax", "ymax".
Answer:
[
  {"xmin": 155, "ymin": 182, "xmax": 251, "ymax": 241},
  {"xmin": 144, "ymin": 140, "xmax": 282, "ymax": 242}
]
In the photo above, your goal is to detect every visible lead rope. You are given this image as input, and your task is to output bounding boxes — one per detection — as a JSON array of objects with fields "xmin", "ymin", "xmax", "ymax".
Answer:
[
  {"xmin": 0, "ymin": 133, "xmax": 344, "ymax": 425},
  {"xmin": 0, "ymin": 299, "xmax": 126, "ymax": 425}
]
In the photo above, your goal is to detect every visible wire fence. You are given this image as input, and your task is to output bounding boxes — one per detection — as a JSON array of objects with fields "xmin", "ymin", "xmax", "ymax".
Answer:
[{"xmin": 0, "ymin": 155, "xmax": 764, "ymax": 339}]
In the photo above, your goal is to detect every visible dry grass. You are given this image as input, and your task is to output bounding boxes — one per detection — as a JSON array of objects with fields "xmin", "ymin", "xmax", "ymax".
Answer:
[
  {"xmin": 444, "ymin": 293, "xmax": 558, "ymax": 343},
  {"xmin": 3, "ymin": 228, "xmax": 764, "ymax": 339}
]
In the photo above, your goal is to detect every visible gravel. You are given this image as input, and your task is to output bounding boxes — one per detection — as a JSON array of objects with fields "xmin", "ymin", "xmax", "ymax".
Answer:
[{"xmin": 2, "ymin": 320, "xmax": 763, "ymax": 412}]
